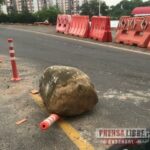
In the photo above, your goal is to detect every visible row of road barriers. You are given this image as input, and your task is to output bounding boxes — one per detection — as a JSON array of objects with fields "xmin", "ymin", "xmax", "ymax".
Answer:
[
  {"xmin": 56, "ymin": 14, "xmax": 150, "ymax": 50},
  {"xmin": 115, "ymin": 16, "xmax": 150, "ymax": 49},
  {"xmin": 56, "ymin": 14, "xmax": 112, "ymax": 42}
]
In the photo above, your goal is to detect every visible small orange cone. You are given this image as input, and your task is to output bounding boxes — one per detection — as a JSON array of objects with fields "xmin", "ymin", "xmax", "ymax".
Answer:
[{"xmin": 39, "ymin": 114, "xmax": 60, "ymax": 130}]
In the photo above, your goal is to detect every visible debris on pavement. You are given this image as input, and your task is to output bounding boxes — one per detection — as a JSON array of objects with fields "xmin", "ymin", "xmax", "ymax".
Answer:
[
  {"xmin": 39, "ymin": 65, "xmax": 98, "ymax": 117},
  {"xmin": 16, "ymin": 118, "xmax": 27, "ymax": 125},
  {"xmin": 31, "ymin": 89, "xmax": 39, "ymax": 94}
]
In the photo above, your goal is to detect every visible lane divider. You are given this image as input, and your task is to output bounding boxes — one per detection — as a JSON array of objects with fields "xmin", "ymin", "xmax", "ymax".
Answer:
[
  {"xmin": 1, "ymin": 26, "xmax": 150, "ymax": 56},
  {"xmin": 8, "ymin": 38, "xmax": 21, "ymax": 81},
  {"xmin": 30, "ymin": 93, "xmax": 95, "ymax": 150}
]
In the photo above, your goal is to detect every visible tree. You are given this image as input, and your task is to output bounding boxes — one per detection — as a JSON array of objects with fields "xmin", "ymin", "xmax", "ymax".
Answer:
[
  {"xmin": 109, "ymin": 0, "xmax": 148, "ymax": 19},
  {"xmin": 35, "ymin": 6, "xmax": 60, "ymax": 25},
  {"xmin": 0, "ymin": 0, "xmax": 5, "ymax": 13},
  {"xmin": 80, "ymin": 2, "xmax": 90, "ymax": 16},
  {"xmin": 21, "ymin": 0, "xmax": 29, "ymax": 13},
  {"xmin": 100, "ymin": 2, "xmax": 109, "ymax": 16},
  {"xmin": 89, "ymin": 0, "xmax": 99, "ymax": 16},
  {"xmin": 80, "ymin": 0, "xmax": 109, "ymax": 17},
  {"xmin": 0, "ymin": 0, "xmax": 3, "ymax": 3}
]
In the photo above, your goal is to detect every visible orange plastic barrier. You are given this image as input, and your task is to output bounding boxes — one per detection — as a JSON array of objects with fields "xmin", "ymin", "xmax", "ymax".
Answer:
[
  {"xmin": 56, "ymin": 15, "xmax": 71, "ymax": 34},
  {"xmin": 145, "ymin": 17, "xmax": 150, "ymax": 49},
  {"xmin": 68, "ymin": 15, "xmax": 90, "ymax": 38},
  {"xmin": 126, "ymin": 17, "xmax": 143, "ymax": 45},
  {"xmin": 115, "ymin": 16, "xmax": 150, "ymax": 48},
  {"xmin": 131, "ymin": 16, "xmax": 150, "ymax": 48},
  {"xmin": 89, "ymin": 16, "xmax": 112, "ymax": 42},
  {"xmin": 115, "ymin": 16, "xmax": 131, "ymax": 44},
  {"xmin": 147, "ymin": 42, "xmax": 150, "ymax": 49}
]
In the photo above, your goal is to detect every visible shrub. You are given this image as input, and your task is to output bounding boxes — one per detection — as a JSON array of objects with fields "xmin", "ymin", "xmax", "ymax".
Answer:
[
  {"xmin": 0, "ymin": 6, "xmax": 60, "ymax": 24},
  {"xmin": 35, "ymin": 6, "xmax": 61, "ymax": 25}
]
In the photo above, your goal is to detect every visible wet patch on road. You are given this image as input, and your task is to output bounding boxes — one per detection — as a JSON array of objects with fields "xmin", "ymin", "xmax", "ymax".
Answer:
[{"xmin": 101, "ymin": 89, "xmax": 150, "ymax": 106}]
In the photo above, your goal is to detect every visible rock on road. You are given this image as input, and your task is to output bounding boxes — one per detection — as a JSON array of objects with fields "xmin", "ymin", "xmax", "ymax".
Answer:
[{"xmin": 0, "ymin": 26, "xmax": 150, "ymax": 150}]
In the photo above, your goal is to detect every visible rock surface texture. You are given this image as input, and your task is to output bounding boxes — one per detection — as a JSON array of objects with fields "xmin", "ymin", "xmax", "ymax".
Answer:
[{"xmin": 39, "ymin": 66, "xmax": 98, "ymax": 116}]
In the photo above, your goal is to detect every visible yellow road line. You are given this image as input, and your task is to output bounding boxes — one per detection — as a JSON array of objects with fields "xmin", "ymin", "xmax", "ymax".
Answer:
[
  {"xmin": 58, "ymin": 120, "xmax": 94, "ymax": 150},
  {"xmin": 31, "ymin": 94, "xmax": 46, "ymax": 112},
  {"xmin": 30, "ymin": 93, "xmax": 95, "ymax": 150}
]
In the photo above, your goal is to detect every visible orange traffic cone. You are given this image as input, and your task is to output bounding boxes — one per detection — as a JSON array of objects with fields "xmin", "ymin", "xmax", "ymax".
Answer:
[
  {"xmin": 8, "ymin": 38, "xmax": 21, "ymax": 81},
  {"xmin": 39, "ymin": 114, "xmax": 60, "ymax": 130}
]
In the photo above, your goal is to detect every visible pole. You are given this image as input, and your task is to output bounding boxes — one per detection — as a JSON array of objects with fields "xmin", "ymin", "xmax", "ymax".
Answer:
[
  {"xmin": 99, "ymin": 0, "xmax": 101, "ymax": 16},
  {"xmin": 8, "ymin": 38, "xmax": 21, "ymax": 81}
]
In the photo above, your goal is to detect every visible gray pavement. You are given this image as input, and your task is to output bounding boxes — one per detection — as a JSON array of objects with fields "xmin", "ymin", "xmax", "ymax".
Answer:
[
  {"xmin": 0, "ymin": 56, "xmax": 77, "ymax": 150},
  {"xmin": 0, "ymin": 26, "xmax": 150, "ymax": 150}
]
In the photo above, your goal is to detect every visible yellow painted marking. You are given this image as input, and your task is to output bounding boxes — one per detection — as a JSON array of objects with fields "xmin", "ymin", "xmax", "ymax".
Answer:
[
  {"xmin": 30, "ymin": 94, "xmax": 46, "ymax": 112},
  {"xmin": 30, "ymin": 93, "xmax": 95, "ymax": 150},
  {"xmin": 58, "ymin": 120, "xmax": 94, "ymax": 150}
]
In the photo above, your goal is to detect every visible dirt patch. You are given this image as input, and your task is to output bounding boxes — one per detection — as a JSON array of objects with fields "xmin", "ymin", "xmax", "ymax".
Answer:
[
  {"xmin": 0, "ymin": 55, "xmax": 37, "ymax": 97},
  {"xmin": 0, "ymin": 55, "xmax": 76, "ymax": 150}
]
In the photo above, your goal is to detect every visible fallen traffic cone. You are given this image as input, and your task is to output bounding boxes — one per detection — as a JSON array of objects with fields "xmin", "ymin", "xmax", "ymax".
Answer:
[
  {"xmin": 39, "ymin": 114, "xmax": 60, "ymax": 130},
  {"xmin": 8, "ymin": 38, "xmax": 21, "ymax": 81}
]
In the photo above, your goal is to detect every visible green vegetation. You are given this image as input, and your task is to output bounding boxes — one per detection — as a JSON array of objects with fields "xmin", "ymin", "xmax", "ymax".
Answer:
[
  {"xmin": 0, "ymin": 12, "xmax": 37, "ymax": 23},
  {"xmin": 0, "ymin": 0, "xmax": 150, "ymax": 23},
  {"xmin": 0, "ymin": 0, "xmax": 4, "ymax": 13},
  {"xmin": 35, "ymin": 6, "xmax": 60, "ymax": 24},
  {"xmin": 80, "ymin": 0, "xmax": 109, "ymax": 17},
  {"xmin": 80, "ymin": 0, "xmax": 150, "ymax": 19},
  {"xmin": 0, "ymin": 6, "xmax": 60, "ymax": 24},
  {"xmin": 109, "ymin": 0, "xmax": 150, "ymax": 19}
]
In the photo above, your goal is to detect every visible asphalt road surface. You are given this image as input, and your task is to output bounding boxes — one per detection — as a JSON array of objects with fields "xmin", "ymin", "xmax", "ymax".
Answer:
[{"xmin": 0, "ymin": 27, "xmax": 150, "ymax": 150}]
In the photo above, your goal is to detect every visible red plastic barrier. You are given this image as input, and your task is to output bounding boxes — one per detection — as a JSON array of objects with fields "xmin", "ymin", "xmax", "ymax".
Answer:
[
  {"xmin": 115, "ymin": 16, "xmax": 150, "ymax": 48},
  {"xmin": 69, "ymin": 16, "xmax": 78, "ymax": 35},
  {"xmin": 115, "ymin": 16, "xmax": 131, "ymax": 44},
  {"xmin": 56, "ymin": 15, "xmax": 71, "ymax": 34},
  {"xmin": 147, "ymin": 42, "xmax": 150, "ymax": 49},
  {"xmin": 116, "ymin": 17, "xmax": 142, "ymax": 45},
  {"xmin": 147, "ymin": 18, "xmax": 150, "ymax": 49},
  {"xmin": 130, "ymin": 16, "xmax": 150, "ymax": 47},
  {"xmin": 89, "ymin": 16, "xmax": 112, "ymax": 42},
  {"xmin": 125, "ymin": 17, "xmax": 142, "ymax": 45},
  {"xmin": 69, "ymin": 15, "xmax": 89, "ymax": 38}
]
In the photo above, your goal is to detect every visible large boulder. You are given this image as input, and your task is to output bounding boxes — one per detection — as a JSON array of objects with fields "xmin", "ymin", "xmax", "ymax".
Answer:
[{"xmin": 39, "ymin": 66, "xmax": 98, "ymax": 116}]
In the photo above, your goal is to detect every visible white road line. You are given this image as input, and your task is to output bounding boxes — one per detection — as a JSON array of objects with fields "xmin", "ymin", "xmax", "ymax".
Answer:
[{"xmin": 1, "ymin": 26, "xmax": 150, "ymax": 56}]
